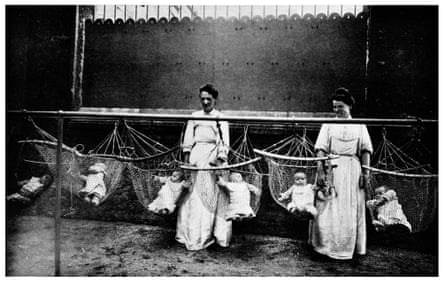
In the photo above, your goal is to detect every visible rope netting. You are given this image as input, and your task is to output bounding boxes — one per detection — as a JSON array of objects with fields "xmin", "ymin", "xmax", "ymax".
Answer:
[
  {"xmin": 227, "ymin": 126, "xmax": 263, "ymax": 214},
  {"xmin": 14, "ymin": 117, "xmax": 57, "ymax": 183},
  {"xmin": 91, "ymin": 120, "xmax": 171, "ymax": 158},
  {"xmin": 366, "ymin": 129, "xmax": 438, "ymax": 233},
  {"xmin": 127, "ymin": 149, "xmax": 183, "ymax": 212},
  {"xmin": 125, "ymin": 122, "xmax": 184, "ymax": 214},
  {"xmin": 254, "ymin": 129, "xmax": 330, "ymax": 219},
  {"xmin": 17, "ymin": 120, "xmax": 127, "ymax": 207}
]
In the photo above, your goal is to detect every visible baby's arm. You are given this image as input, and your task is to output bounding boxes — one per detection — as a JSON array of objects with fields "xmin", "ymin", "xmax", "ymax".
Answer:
[
  {"xmin": 181, "ymin": 179, "xmax": 192, "ymax": 190},
  {"xmin": 215, "ymin": 175, "xmax": 228, "ymax": 189},
  {"xmin": 246, "ymin": 183, "xmax": 261, "ymax": 196},
  {"xmin": 17, "ymin": 179, "xmax": 30, "ymax": 187},
  {"xmin": 79, "ymin": 174, "xmax": 88, "ymax": 182},
  {"xmin": 374, "ymin": 198, "xmax": 387, "ymax": 207},
  {"xmin": 278, "ymin": 187, "xmax": 293, "ymax": 201},
  {"xmin": 158, "ymin": 176, "xmax": 168, "ymax": 184},
  {"xmin": 151, "ymin": 175, "xmax": 166, "ymax": 184}
]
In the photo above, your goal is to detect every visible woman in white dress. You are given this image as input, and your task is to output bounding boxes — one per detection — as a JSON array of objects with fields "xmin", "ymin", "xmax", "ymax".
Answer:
[
  {"xmin": 309, "ymin": 87, "xmax": 373, "ymax": 260},
  {"xmin": 176, "ymin": 84, "xmax": 232, "ymax": 250}
]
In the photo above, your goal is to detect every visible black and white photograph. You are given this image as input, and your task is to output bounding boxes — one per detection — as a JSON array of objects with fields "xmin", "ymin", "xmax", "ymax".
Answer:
[{"xmin": 4, "ymin": 2, "xmax": 440, "ymax": 276}]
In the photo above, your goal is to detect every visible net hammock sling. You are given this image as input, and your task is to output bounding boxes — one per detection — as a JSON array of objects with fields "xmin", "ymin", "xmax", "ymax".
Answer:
[
  {"xmin": 17, "ymin": 120, "xmax": 127, "ymax": 207},
  {"xmin": 254, "ymin": 128, "xmax": 338, "ymax": 219},
  {"xmin": 364, "ymin": 128, "xmax": 438, "ymax": 233}
]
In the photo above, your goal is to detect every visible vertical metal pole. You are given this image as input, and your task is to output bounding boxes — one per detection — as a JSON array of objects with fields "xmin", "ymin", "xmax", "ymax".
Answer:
[
  {"xmin": 55, "ymin": 113, "xmax": 64, "ymax": 276},
  {"xmin": 71, "ymin": 6, "xmax": 80, "ymax": 109}
]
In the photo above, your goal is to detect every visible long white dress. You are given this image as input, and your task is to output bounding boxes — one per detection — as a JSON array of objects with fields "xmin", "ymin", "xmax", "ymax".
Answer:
[
  {"xmin": 309, "ymin": 121, "xmax": 373, "ymax": 260},
  {"xmin": 176, "ymin": 109, "xmax": 232, "ymax": 250},
  {"xmin": 224, "ymin": 182, "xmax": 255, "ymax": 220},
  {"xmin": 375, "ymin": 190, "xmax": 412, "ymax": 232},
  {"xmin": 148, "ymin": 177, "xmax": 186, "ymax": 214}
]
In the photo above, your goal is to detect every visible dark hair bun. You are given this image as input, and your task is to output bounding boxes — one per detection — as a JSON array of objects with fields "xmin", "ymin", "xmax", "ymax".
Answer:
[
  {"xmin": 331, "ymin": 87, "xmax": 355, "ymax": 106},
  {"xmin": 199, "ymin": 84, "xmax": 219, "ymax": 99}
]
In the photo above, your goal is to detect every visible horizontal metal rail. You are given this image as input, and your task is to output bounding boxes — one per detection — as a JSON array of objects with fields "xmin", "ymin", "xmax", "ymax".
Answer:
[{"xmin": 8, "ymin": 110, "xmax": 437, "ymax": 125}]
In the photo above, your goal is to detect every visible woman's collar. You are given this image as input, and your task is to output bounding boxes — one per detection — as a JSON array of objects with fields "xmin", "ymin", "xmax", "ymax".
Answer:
[{"xmin": 202, "ymin": 109, "xmax": 217, "ymax": 115}]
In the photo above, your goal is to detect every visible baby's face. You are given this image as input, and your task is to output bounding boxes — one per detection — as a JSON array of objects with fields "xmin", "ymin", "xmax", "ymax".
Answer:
[
  {"xmin": 40, "ymin": 175, "xmax": 52, "ymax": 186},
  {"xmin": 171, "ymin": 171, "xmax": 183, "ymax": 182},
  {"xmin": 229, "ymin": 173, "xmax": 243, "ymax": 183},
  {"xmin": 293, "ymin": 173, "xmax": 307, "ymax": 186},
  {"xmin": 374, "ymin": 187, "xmax": 386, "ymax": 200}
]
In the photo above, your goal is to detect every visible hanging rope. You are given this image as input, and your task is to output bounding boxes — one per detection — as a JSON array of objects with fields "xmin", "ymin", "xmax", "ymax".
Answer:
[
  {"xmin": 254, "ymin": 126, "xmax": 336, "ymax": 219},
  {"xmin": 366, "ymin": 127, "xmax": 438, "ymax": 233}
]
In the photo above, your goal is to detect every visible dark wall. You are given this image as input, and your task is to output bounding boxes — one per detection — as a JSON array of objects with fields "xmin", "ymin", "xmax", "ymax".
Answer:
[
  {"xmin": 6, "ymin": 6, "xmax": 438, "ymax": 118},
  {"xmin": 82, "ymin": 14, "xmax": 368, "ymax": 113},
  {"xmin": 366, "ymin": 6, "xmax": 438, "ymax": 119},
  {"xmin": 365, "ymin": 6, "xmax": 438, "ymax": 170},
  {"xmin": 6, "ymin": 6, "xmax": 76, "ymax": 110}
]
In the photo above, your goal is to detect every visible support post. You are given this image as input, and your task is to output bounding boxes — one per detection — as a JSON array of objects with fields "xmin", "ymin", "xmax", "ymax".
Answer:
[
  {"xmin": 54, "ymin": 112, "xmax": 64, "ymax": 275},
  {"xmin": 71, "ymin": 6, "xmax": 92, "ymax": 110}
]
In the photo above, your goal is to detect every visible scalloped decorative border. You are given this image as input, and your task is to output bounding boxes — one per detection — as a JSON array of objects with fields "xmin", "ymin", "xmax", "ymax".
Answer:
[{"xmin": 85, "ymin": 12, "xmax": 368, "ymax": 25}]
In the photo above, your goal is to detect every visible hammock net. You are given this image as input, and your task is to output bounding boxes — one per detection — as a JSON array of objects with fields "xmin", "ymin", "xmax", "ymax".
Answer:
[
  {"xmin": 125, "ymin": 121, "xmax": 183, "ymax": 211},
  {"xmin": 18, "ymin": 120, "xmax": 127, "ymax": 206},
  {"xmin": 227, "ymin": 126, "xmax": 263, "ymax": 214},
  {"xmin": 254, "ymin": 128, "xmax": 323, "ymax": 219},
  {"xmin": 366, "ymin": 129, "xmax": 438, "ymax": 233},
  {"xmin": 14, "ymin": 117, "xmax": 57, "ymax": 186}
]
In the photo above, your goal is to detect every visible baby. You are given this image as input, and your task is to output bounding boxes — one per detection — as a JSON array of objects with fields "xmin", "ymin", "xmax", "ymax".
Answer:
[
  {"xmin": 278, "ymin": 172, "xmax": 318, "ymax": 218},
  {"xmin": 366, "ymin": 185, "xmax": 412, "ymax": 232},
  {"xmin": 148, "ymin": 170, "xmax": 191, "ymax": 215},
  {"xmin": 79, "ymin": 162, "xmax": 107, "ymax": 206},
  {"xmin": 7, "ymin": 174, "xmax": 53, "ymax": 205},
  {"xmin": 216, "ymin": 172, "xmax": 261, "ymax": 221}
]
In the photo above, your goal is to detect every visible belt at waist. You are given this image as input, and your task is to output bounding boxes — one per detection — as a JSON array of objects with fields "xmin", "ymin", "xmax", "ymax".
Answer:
[{"xmin": 334, "ymin": 153, "xmax": 360, "ymax": 160}]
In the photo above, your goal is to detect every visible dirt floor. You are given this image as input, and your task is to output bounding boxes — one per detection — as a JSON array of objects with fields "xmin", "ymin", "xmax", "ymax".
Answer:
[{"xmin": 6, "ymin": 215, "xmax": 437, "ymax": 276}]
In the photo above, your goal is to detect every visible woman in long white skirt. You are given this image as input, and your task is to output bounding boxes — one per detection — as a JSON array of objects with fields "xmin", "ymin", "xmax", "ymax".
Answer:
[
  {"xmin": 176, "ymin": 84, "xmax": 232, "ymax": 251},
  {"xmin": 309, "ymin": 87, "xmax": 373, "ymax": 260}
]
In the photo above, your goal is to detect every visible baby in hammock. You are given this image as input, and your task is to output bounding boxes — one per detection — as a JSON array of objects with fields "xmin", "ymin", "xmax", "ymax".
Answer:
[
  {"xmin": 278, "ymin": 171, "xmax": 318, "ymax": 218},
  {"xmin": 148, "ymin": 170, "xmax": 191, "ymax": 215},
  {"xmin": 216, "ymin": 172, "xmax": 261, "ymax": 221},
  {"xmin": 7, "ymin": 174, "xmax": 53, "ymax": 205},
  {"xmin": 79, "ymin": 162, "xmax": 107, "ymax": 206},
  {"xmin": 366, "ymin": 185, "xmax": 412, "ymax": 232}
]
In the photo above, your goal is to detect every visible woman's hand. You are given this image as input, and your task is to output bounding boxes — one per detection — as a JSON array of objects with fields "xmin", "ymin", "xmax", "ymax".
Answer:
[
  {"xmin": 316, "ymin": 164, "xmax": 327, "ymax": 187},
  {"xmin": 315, "ymin": 152, "xmax": 327, "ymax": 187},
  {"xmin": 359, "ymin": 171, "xmax": 371, "ymax": 190},
  {"xmin": 183, "ymin": 152, "xmax": 190, "ymax": 164}
]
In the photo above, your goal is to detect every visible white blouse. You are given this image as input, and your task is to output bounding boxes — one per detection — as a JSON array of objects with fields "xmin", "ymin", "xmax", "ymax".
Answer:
[{"xmin": 182, "ymin": 109, "xmax": 230, "ymax": 152}]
